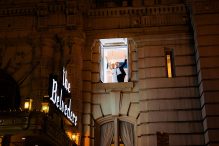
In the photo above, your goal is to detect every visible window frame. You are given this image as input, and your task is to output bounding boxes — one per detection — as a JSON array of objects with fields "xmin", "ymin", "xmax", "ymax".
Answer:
[{"xmin": 99, "ymin": 38, "xmax": 129, "ymax": 83}]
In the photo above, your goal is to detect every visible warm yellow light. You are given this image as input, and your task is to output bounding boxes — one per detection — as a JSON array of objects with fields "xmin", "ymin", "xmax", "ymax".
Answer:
[
  {"xmin": 24, "ymin": 102, "xmax": 29, "ymax": 109},
  {"xmin": 0, "ymin": 136, "xmax": 3, "ymax": 143},
  {"xmin": 73, "ymin": 133, "xmax": 80, "ymax": 145},
  {"xmin": 24, "ymin": 99, "xmax": 32, "ymax": 110},
  {"xmin": 72, "ymin": 134, "xmax": 76, "ymax": 141},
  {"xmin": 41, "ymin": 102, "xmax": 49, "ymax": 113},
  {"xmin": 166, "ymin": 55, "xmax": 172, "ymax": 78},
  {"xmin": 66, "ymin": 131, "xmax": 80, "ymax": 145}
]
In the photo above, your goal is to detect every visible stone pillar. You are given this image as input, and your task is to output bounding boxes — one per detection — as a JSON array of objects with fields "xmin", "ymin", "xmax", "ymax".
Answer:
[
  {"xmin": 69, "ymin": 37, "xmax": 83, "ymax": 115},
  {"xmin": 82, "ymin": 39, "xmax": 100, "ymax": 146},
  {"xmin": 190, "ymin": 1, "xmax": 219, "ymax": 146},
  {"xmin": 66, "ymin": 36, "xmax": 84, "ymax": 145},
  {"xmin": 32, "ymin": 36, "xmax": 53, "ymax": 109}
]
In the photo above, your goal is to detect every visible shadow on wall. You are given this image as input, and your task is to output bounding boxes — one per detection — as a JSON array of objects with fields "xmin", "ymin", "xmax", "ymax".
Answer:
[{"xmin": 0, "ymin": 69, "xmax": 20, "ymax": 111}]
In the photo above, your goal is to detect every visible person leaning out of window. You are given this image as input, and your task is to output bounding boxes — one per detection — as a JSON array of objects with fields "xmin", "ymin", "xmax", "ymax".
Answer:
[{"xmin": 116, "ymin": 58, "xmax": 127, "ymax": 82}]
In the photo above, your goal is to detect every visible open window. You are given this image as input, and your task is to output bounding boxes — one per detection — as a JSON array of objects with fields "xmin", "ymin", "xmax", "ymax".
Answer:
[{"xmin": 100, "ymin": 38, "xmax": 129, "ymax": 83}]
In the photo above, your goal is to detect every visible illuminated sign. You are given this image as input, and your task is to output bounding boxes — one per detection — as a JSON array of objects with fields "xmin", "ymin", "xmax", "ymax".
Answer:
[{"xmin": 50, "ymin": 68, "xmax": 77, "ymax": 126}]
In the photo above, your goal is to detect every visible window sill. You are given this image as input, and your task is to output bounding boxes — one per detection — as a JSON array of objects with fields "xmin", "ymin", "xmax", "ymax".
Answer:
[{"xmin": 93, "ymin": 82, "xmax": 134, "ymax": 91}]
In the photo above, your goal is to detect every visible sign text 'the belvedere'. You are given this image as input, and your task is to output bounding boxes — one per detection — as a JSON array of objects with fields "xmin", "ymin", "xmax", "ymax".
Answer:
[{"xmin": 50, "ymin": 68, "xmax": 77, "ymax": 126}]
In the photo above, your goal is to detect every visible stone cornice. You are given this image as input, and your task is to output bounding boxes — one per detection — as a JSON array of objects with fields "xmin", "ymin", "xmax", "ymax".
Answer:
[
  {"xmin": 0, "ymin": 2, "xmax": 78, "ymax": 17},
  {"xmin": 0, "ymin": 6, "xmax": 36, "ymax": 16},
  {"xmin": 0, "ymin": 3, "xmax": 187, "ymax": 17},
  {"xmin": 87, "ymin": 4, "xmax": 187, "ymax": 17},
  {"xmin": 0, "ymin": 3, "xmax": 190, "ymax": 31},
  {"xmin": 85, "ymin": 4, "xmax": 189, "ymax": 30}
]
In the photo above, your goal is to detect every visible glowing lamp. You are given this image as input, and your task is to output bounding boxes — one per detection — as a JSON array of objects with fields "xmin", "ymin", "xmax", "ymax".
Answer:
[
  {"xmin": 72, "ymin": 133, "xmax": 80, "ymax": 145},
  {"xmin": 41, "ymin": 102, "xmax": 49, "ymax": 113},
  {"xmin": 24, "ymin": 98, "xmax": 32, "ymax": 111},
  {"xmin": 72, "ymin": 133, "xmax": 76, "ymax": 141}
]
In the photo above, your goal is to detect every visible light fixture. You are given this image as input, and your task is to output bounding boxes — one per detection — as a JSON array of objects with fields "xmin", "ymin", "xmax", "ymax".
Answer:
[
  {"xmin": 24, "ymin": 98, "xmax": 32, "ymax": 111},
  {"xmin": 72, "ymin": 133, "xmax": 80, "ymax": 145},
  {"xmin": 41, "ymin": 95, "xmax": 50, "ymax": 113},
  {"xmin": 41, "ymin": 102, "xmax": 49, "ymax": 113},
  {"xmin": 72, "ymin": 133, "xmax": 76, "ymax": 141},
  {"xmin": 21, "ymin": 137, "xmax": 26, "ymax": 141},
  {"xmin": 66, "ymin": 131, "xmax": 80, "ymax": 145}
]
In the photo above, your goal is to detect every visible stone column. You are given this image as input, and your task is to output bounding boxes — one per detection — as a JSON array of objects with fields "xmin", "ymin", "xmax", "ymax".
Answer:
[
  {"xmin": 66, "ymin": 36, "xmax": 84, "ymax": 143},
  {"xmin": 69, "ymin": 37, "xmax": 83, "ymax": 114},
  {"xmin": 82, "ymin": 39, "xmax": 97, "ymax": 146},
  {"xmin": 32, "ymin": 36, "xmax": 53, "ymax": 109},
  {"xmin": 190, "ymin": 1, "xmax": 219, "ymax": 146}
]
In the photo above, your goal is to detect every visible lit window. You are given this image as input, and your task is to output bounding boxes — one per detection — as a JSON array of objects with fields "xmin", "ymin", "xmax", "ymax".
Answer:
[
  {"xmin": 165, "ymin": 49, "xmax": 175, "ymax": 78},
  {"xmin": 100, "ymin": 38, "xmax": 129, "ymax": 83}
]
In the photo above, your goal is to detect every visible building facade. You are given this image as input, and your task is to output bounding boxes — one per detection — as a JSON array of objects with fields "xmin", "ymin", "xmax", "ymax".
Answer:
[{"xmin": 0, "ymin": 0, "xmax": 219, "ymax": 146}]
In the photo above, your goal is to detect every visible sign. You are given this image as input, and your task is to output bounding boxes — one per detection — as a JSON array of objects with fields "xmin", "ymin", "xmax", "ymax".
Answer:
[{"xmin": 50, "ymin": 68, "xmax": 77, "ymax": 126}]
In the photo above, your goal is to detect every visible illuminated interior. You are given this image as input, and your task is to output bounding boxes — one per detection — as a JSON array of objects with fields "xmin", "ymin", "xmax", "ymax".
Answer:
[
  {"xmin": 166, "ymin": 54, "xmax": 172, "ymax": 78},
  {"xmin": 100, "ymin": 38, "xmax": 128, "ymax": 83}
]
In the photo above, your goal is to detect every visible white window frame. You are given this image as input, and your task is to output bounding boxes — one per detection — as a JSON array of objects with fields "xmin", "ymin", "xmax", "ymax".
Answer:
[{"xmin": 100, "ymin": 38, "xmax": 129, "ymax": 83}]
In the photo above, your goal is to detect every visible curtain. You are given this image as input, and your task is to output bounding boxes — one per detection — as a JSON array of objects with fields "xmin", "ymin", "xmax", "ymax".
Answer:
[
  {"xmin": 120, "ymin": 121, "xmax": 134, "ymax": 146},
  {"xmin": 100, "ymin": 122, "xmax": 114, "ymax": 146}
]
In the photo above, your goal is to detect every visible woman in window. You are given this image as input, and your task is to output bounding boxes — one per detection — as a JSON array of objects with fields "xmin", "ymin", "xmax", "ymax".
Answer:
[{"xmin": 111, "ymin": 63, "xmax": 118, "ymax": 82}]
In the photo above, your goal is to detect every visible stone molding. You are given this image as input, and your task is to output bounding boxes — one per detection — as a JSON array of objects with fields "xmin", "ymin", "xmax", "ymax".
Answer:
[
  {"xmin": 0, "ymin": 3, "xmax": 188, "ymax": 31},
  {"xmin": 88, "ymin": 4, "xmax": 187, "ymax": 17},
  {"xmin": 86, "ymin": 4, "xmax": 188, "ymax": 30},
  {"xmin": 0, "ymin": 2, "xmax": 76, "ymax": 16},
  {"xmin": 92, "ymin": 82, "xmax": 134, "ymax": 92},
  {"xmin": 95, "ymin": 115, "xmax": 136, "ymax": 125}
]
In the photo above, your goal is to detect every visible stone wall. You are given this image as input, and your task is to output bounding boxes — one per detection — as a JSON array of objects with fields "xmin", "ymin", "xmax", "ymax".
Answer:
[
  {"xmin": 81, "ymin": 1, "xmax": 205, "ymax": 146},
  {"xmin": 1, "ymin": 0, "xmax": 219, "ymax": 145},
  {"xmin": 137, "ymin": 32, "xmax": 203, "ymax": 146},
  {"xmin": 191, "ymin": 0, "xmax": 219, "ymax": 146}
]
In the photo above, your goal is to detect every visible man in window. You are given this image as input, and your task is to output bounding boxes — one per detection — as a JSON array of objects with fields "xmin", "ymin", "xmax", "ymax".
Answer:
[{"xmin": 116, "ymin": 59, "xmax": 127, "ymax": 82}]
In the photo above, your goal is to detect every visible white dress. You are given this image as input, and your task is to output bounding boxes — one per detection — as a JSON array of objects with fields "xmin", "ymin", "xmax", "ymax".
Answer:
[{"xmin": 112, "ymin": 68, "xmax": 117, "ymax": 82}]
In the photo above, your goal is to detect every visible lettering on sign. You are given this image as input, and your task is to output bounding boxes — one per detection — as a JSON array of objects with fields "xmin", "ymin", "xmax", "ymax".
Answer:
[{"xmin": 50, "ymin": 68, "xmax": 77, "ymax": 126}]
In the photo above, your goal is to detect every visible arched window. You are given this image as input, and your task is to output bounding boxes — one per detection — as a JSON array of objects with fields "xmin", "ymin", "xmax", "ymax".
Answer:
[{"xmin": 0, "ymin": 70, "xmax": 20, "ymax": 110}]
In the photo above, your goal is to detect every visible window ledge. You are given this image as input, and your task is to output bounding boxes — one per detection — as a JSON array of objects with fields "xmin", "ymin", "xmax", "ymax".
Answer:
[{"xmin": 93, "ymin": 82, "xmax": 134, "ymax": 91}]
